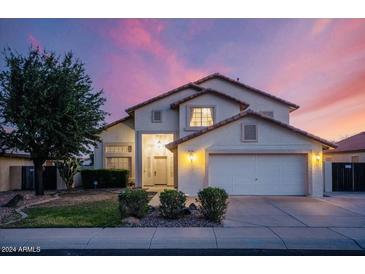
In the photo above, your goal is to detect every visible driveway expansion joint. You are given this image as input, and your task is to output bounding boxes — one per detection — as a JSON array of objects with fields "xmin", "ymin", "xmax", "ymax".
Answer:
[
  {"xmin": 266, "ymin": 227, "xmax": 288, "ymax": 249},
  {"xmin": 212, "ymin": 227, "xmax": 218, "ymax": 248},
  {"xmin": 149, "ymin": 227, "xmax": 157, "ymax": 249},
  {"xmin": 263, "ymin": 197, "xmax": 309, "ymax": 227},
  {"xmin": 315, "ymin": 197, "xmax": 365, "ymax": 217},
  {"xmin": 327, "ymin": 227, "xmax": 364, "ymax": 250}
]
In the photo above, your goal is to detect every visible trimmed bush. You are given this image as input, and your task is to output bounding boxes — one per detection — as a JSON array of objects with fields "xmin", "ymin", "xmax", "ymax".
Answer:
[
  {"xmin": 198, "ymin": 187, "xmax": 228, "ymax": 223},
  {"xmin": 159, "ymin": 189, "xmax": 186, "ymax": 219},
  {"xmin": 81, "ymin": 169, "xmax": 128, "ymax": 189},
  {"xmin": 118, "ymin": 188, "xmax": 149, "ymax": 218}
]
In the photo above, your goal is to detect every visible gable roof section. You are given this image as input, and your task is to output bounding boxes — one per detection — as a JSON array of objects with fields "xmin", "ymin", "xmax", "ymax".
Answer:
[
  {"xmin": 0, "ymin": 148, "xmax": 31, "ymax": 159},
  {"xmin": 103, "ymin": 116, "xmax": 132, "ymax": 130},
  {"xmin": 125, "ymin": 82, "xmax": 203, "ymax": 114},
  {"xmin": 325, "ymin": 132, "xmax": 365, "ymax": 154},
  {"xmin": 170, "ymin": 88, "xmax": 249, "ymax": 109},
  {"xmin": 166, "ymin": 109, "xmax": 336, "ymax": 150},
  {"xmin": 194, "ymin": 73, "xmax": 300, "ymax": 111}
]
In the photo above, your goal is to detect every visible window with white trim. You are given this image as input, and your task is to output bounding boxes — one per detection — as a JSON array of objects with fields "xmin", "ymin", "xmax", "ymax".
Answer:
[
  {"xmin": 105, "ymin": 144, "xmax": 132, "ymax": 153},
  {"xmin": 106, "ymin": 157, "xmax": 131, "ymax": 171},
  {"xmin": 152, "ymin": 110, "xmax": 162, "ymax": 123},
  {"xmin": 242, "ymin": 124, "xmax": 257, "ymax": 142},
  {"xmin": 189, "ymin": 107, "xmax": 214, "ymax": 127}
]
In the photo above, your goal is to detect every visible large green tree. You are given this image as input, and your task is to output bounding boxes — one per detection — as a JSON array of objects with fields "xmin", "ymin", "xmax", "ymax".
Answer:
[{"xmin": 0, "ymin": 47, "xmax": 107, "ymax": 195}]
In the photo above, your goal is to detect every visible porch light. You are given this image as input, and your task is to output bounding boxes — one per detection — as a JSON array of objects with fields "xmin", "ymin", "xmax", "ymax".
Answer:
[
  {"xmin": 188, "ymin": 150, "xmax": 195, "ymax": 162},
  {"xmin": 315, "ymin": 153, "xmax": 321, "ymax": 161}
]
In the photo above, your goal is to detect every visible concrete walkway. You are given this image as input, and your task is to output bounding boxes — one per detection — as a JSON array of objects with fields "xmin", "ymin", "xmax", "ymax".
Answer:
[{"xmin": 1, "ymin": 226, "xmax": 365, "ymax": 250}]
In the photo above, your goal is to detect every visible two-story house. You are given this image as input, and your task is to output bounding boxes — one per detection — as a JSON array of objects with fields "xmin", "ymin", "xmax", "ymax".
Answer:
[{"xmin": 94, "ymin": 73, "xmax": 336, "ymax": 196}]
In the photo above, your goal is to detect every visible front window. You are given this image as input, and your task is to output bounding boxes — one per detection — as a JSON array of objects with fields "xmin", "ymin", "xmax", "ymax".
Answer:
[
  {"xmin": 189, "ymin": 107, "xmax": 214, "ymax": 127},
  {"xmin": 105, "ymin": 144, "xmax": 132, "ymax": 153},
  {"xmin": 106, "ymin": 157, "xmax": 131, "ymax": 171}
]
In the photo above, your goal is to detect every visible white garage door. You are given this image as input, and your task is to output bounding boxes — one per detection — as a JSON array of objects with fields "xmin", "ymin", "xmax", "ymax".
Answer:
[{"xmin": 208, "ymin": 154, "xmax": 307, "ymax": 195}]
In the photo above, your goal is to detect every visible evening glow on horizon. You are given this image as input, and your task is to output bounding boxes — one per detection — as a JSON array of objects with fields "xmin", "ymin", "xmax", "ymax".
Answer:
[{"xmin": 0, "ymin": 19, "xmax": 364, "ymax": 141}]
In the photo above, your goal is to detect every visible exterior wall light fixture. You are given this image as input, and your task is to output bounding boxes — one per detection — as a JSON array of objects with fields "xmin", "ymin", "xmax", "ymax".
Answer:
[{"xmin": 188, "ymin": 150, "xmax": 195, "ymax": 162}]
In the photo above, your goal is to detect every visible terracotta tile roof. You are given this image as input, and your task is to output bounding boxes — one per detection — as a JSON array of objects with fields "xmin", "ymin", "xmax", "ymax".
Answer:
[
  {"xmin": 125, "ymin": 83, "xmax": 203, "ymax": 114},
  {"xmin": 103, "ymin": 116, "xmax": 132, "ymax": 130},
  {"xmin": 170, "ymin": 88, "xmax": 250, "ymax": 109},
  {"xmin": 165, "ymin": 110, "xmax": 336, "ymax": 150},
  {"xmin": 324, "ymin": 132, "xmax": 365, "ymax": 154},
  {"xmin": 194, "ymin": 73, "xmax": 300, "ymax": 111}
]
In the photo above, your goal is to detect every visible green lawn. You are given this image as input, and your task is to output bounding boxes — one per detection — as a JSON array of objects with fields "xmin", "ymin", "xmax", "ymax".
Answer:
[{"xmin": 7, "ymin": 200, "xmax": 122, "ymax": 228}]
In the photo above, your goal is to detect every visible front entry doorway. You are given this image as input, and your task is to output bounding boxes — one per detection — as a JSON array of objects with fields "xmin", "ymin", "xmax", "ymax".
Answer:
[
  {"xmin": 153, "ymin": 156, "xmax": 168, "ymax": 185},
  {"xmin": 141, "ymin": 133, "xmax": 174, "ymax": 187}
]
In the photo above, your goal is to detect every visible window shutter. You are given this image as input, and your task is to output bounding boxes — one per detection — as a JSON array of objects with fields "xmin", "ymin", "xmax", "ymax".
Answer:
[
  {"xmin": 152, "ymin": 110, "xmax": 162, "ymax": 123},
  {"xmin": 243, "ymin": 125, "xmax": 257, "ymax": 141}
]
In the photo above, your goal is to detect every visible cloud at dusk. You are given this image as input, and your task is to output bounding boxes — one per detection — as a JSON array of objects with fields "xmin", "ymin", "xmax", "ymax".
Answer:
[
  {"xmin": 0, "ymin": 19, "xmax": 364, "ymax": 140},
  {"xmin": 27, "ymin": 33, "xmax": 43, "ymax": 51}
]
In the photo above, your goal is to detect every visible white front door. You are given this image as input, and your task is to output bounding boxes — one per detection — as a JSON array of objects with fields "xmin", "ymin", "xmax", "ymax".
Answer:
[
  {"xmin": 208, "ymin": 154, "xmax": 307, "ymax": 195},
  {"xmin": 153, "ymin": 156, "xmax": 168, "ymax": 185}
]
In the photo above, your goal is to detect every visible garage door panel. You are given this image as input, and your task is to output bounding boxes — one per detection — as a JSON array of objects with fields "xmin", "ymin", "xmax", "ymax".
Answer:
[{"xmin": 208, "ymin": 154, "xmax": 307, "ymax": 195}]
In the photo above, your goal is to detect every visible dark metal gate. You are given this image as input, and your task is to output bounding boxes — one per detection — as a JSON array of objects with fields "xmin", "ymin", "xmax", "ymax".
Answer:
[
  {"xmin": 21, "ymin": 166, "xmax": 57, "ymax": 190},
  {"xmin": 332, "ymin": 163, "xmax": 365, "ymax": 192}
]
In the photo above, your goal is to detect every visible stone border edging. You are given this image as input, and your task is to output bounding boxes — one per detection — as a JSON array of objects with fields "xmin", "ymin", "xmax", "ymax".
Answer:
[{"xmin": 2, "ymin": 194, "xmax": 60, "ymax": 226}]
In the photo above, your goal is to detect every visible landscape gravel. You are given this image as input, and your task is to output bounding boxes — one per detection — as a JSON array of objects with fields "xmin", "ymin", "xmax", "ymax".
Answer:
[{"xmin": 124, "ymin": 209, "xmax": 222, "ymax": 227}]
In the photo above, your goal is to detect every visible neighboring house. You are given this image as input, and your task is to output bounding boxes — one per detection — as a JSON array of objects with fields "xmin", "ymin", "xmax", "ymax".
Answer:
[
  {"xmin": 0, "ymin": 151, "xmax": 33, "ymax": 192},
  {"xmin": 0, "ymin": 150, "xmax": 74, "ymax": 192},
  {"xmin": 324, "ymin": 132, "xmax": 365, "ymax": 192},
  {"xmin": 94, "ymin": 73, "xmax": 336, "ymax": 196}
]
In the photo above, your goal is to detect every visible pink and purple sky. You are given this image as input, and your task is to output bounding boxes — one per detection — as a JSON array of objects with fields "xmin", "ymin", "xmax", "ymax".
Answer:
[{"xmin": 0, "ymin": 19, "xmax": 364, "ymax": 141}]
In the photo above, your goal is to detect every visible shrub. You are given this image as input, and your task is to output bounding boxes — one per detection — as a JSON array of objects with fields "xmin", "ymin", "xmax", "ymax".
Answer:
[
  {"xmin": 118, "ymin": 188, "xmax": 149, "ymax": 218},
  {"xmin": 198, "ymin": 187, "xmax": 228, "ymax": 223},
  {"xmin": 81, "ymin": 169, "xmax": 128, "ymax": 189},
  {"xmin": 159, "ymin": 189, "xmax": 186, "ymax": 219},
  {"xmin": 56, "ymin": 157, "xmax": 80, "ymax": 191}
]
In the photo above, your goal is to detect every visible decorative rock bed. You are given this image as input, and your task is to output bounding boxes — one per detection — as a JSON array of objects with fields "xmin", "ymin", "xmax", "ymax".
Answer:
[{"xmin": 123, "ymin": 206, "xmax": 222, "ymax": 227}]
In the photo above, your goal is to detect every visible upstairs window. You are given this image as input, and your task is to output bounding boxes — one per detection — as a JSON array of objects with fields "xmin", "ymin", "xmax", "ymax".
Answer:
[
  {"xmin": 189, "ymin": 107, "xmax": 214, "ymax": 127},
  {"xmin": 242, "ymin": 124, "xmax": 257, "ymax": 142},
  {"xmin": 105, "ymin": 144, "xmax": 132, "ymax": 153},
  {"xmin": 260, "ymin": 111, "xmax": 274, "ymax": 118},
  {"xmin": 152, "ymin": 110, "xmax": 162, "ymax": 123}
]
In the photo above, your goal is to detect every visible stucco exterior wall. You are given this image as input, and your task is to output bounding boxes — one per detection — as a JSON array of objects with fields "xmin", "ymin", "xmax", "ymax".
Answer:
[
  {"xmin": 134, "ymin": 88, "xmax": 198, "ymax": 132},
  {"xmin": 199, "ymin": 78, "xmax": 291, "ymax": 123},
  {"xmin": 94, "ymin": 118, "xmax": 135, "ymax": 179},
  {"xmin": 176, "ymin": 116, "xmax": 324, "ymax": 196},
  {"xmin": 178, "ymin": 93, "xmax": 241, "ymax": 138},
  {"xmin": 324, "ymin": 152, "xmax": 365, "ymax": 162},
  {"xmin": 0, "ymin": 157, "xmax": 33, "ymax": 192}
]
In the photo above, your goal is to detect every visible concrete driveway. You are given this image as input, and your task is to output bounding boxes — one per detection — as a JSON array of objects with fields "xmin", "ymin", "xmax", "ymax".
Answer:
[
  {"xmin": 224, "ymin": 195, "xmax": 365, "ymax": 228},
  {"xmin": 222, "ymin": 195, "xmax": 365, "ymax": 250}
]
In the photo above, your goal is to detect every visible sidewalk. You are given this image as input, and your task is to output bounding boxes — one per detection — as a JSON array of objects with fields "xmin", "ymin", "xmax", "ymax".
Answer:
[{"xmin": 1, "ymin": 226, "xmax": 365, "ymax": 251}]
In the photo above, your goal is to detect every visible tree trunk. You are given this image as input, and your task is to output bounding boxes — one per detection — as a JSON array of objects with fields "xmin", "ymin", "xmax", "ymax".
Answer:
[{"xmin": 34, "ymin": 160, "xmax": 45, "ymax": 195}]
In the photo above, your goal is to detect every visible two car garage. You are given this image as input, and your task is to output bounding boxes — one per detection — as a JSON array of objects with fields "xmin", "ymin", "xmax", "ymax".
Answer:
[{"xmin": 208, "ymin": 154, "xmax": 308, "ymax": 195}]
